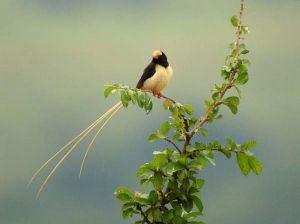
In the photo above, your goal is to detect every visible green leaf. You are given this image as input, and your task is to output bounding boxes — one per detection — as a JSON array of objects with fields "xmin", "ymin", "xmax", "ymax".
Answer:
[
  {"xmin": 186, "ymin": 145, "xmax": 196, "ymax": 152},
  {"xmin": 148, "ymin": 133, "xmax": 158, "ymax": 142},
  {"xmin": 144, "ymin": 100, "xmax": 153, "ymax": 114},
  {"xmin": 182, "ymin": 104, "xmax": 194, "ymax": 115},
  {"xmin": 182, "ymin": 199, "xmax": 193, "ymax": 213},
  {"xmin": 223, "ymin": 96, "xmax": 240, "ymax": 114},
  {"xmin": 241, "ymin": 25, "xmax": 250, "ymax": 34},
  {"xmin": 200, "ymin": 128, "xmax": 208, "ymax": 136},
  {"xmin": 241, "ymin": 49, "xmax": 250, "ymax": 54},
  {"xmin": 236, "ymin": 152, "xmax": 250, "ymax": 175},
  {"xmin": 152, "ymin": 208, "xmax": 163, "ymax": 222},
  {"xmin": 221, "ymin": 69, "xmax": 230, "ymax": 79},
  {"xmin": 230, "ymin": 15, "xmax": 239, "ymax": 27},
  {"xmin": 135, "ymin": 221, "xmax": 143, "ymax": 224},
  {"xmin": 163, "ymin": 99, "xmax": 173, "ymax": 110},
  {"xmin": 241, "ymin": 140, "xmax": 257, "ymax": 151},
  {"xmin": 183, "ymin": 211, "xmax": 202, "ymax": 219},
  {"xmin": 220, "ymin": 148, "xmax": 231, "ymax": 158},
  {"xmin": 160, "ymin": 121, "xmax": 170, "ymax": 135},
  {"xmin": 137, "ymin": 163, "xmax": 152, "ymax": 178},
  {"xmin": 166, "ymin": 162, "xmax": 184, "ymax": 175},
  {"xmin": 136, "ymin": 92, "xmax": 145, "ymax": 108},
  {"xmin": 122, "ymin": 208, "xmax": 134, "ymax": 219},
  {"xmin": 240, "ymin": 43, "xmax": 246, "ymax": 49},
  {"xmin": 103, "ymin": 85, "xmax": 115, "ymax": 98},
  {"xmin": 115, "ymin": 186, "xmax": 133, "ymax": 202},
  {"xmin": 120, "ymin": 90, "xmax": 131, "ymax": 107},
  {"xmin": 151, "ymin": 172, "xmax": 164, "ymax": 191},
  {"xmin": 134, "ymin": 193, "xmax": 150, "ymax": 205},
  {"xmin": 192, "ymin": 196, "xmax": 203, "ymax": 213},
  {"xmin": 236, "ymin": 71, "xmax": 249, "ymax": 85},
  {"xmin": 228, "ymin": 42, "xmax": 236, "ymax": 49},
  {"xmin": 195, "ymin": 178, "xmax": 205, "ymax": 188},
  {"xmin": 148, "ymin": 190, "xmax": 159, "ymax": 205},
  {"xmin": 226, "ymin": 136, "xmax": 237, "ymax": 150},
  {"xmin": 189, "ymin": 159, "xmax": 205, "ymax": 171},
  {"xmin": 152, "ymin": 152, "xmax": 167, "ymax": 169},
  {"xmin": 248, "ymin": 156, "xmax": 263, "ymax": 175}
]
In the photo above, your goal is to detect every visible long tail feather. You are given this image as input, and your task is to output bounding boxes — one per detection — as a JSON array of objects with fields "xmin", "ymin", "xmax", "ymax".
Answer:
[
  {"xmin": 79, "ymin": 103, "xmax": 123, "ymax": 178},
  {"xmin": 33, "ymin": 101, "xmax": 122, "ymax": 198},
  {"xmin": 28, "ymin": 102, "xmax": 121, "ymax": 188}
]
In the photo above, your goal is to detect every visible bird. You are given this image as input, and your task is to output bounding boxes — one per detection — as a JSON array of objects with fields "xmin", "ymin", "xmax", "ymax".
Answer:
[
  {"xmin": 29, "ymin": 50, "xmax": 173, "ymax": 198},
  {"xmin": 136, "ymin": 50, "xmax": 173, "ymax": 97}
]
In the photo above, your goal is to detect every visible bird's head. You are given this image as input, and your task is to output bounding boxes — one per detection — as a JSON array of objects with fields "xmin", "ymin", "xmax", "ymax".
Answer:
[{"xmin": 152, "ymin": 50, "xmax": 169, "ymax": 68}]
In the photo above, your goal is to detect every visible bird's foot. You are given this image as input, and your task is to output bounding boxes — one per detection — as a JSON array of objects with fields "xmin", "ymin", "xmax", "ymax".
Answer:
[{"xmin": 152, "ymin": 91, "xmax": 163, "ymax": 99}]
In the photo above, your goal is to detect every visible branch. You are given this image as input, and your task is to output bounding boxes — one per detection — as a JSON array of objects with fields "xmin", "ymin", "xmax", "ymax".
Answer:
[
  {"xmin": 164, "ymin": 138, "xmax": 181, "ymax": 153},
  {"xmin": 136, "ymin": 205, "xmax": 151, "ymax": 224},
  {"xmin": 188, "ymin": 0, "xmax": 245, "ymax": 137}
]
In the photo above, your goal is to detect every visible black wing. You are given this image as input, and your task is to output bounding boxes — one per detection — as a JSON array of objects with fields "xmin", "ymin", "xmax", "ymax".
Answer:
[{"xmin": 136, "ymin": 62, "xmax": 156, "ymax": 89}]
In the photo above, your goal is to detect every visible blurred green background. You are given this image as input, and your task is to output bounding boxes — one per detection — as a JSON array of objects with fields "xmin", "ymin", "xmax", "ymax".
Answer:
[{"xmin": 1, "ymin": 0, "xmax": 299, "ymax": 223}]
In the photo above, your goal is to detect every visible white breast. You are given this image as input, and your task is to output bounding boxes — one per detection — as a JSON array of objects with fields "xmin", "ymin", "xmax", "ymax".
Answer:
[{"xmin": 142, "ymin": 65, "xmax": 173, "ymax": 93}]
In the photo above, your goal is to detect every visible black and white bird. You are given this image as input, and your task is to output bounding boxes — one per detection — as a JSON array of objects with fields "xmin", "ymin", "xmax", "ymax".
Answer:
[
  {"xmin": 29, "ymin": 50, "xmax": 173, "ymax": 197},
  {"xmin": 136, "ymin": 50, "xmax": 173, "ymax": 97}
]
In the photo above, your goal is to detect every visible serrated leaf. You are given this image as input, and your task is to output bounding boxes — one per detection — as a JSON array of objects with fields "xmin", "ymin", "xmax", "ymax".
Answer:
[{"xmin": 236, "ymin": 152, "xmax": 250, "ymax": 175}]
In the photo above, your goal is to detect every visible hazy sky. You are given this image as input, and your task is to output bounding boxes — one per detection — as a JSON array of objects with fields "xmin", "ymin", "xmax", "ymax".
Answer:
[{"xmin": 1, "ymin": 1, "xmax": 300, "ymax": 224}]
